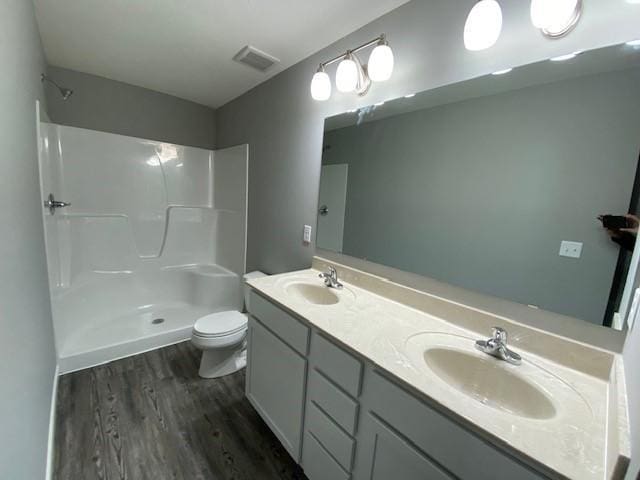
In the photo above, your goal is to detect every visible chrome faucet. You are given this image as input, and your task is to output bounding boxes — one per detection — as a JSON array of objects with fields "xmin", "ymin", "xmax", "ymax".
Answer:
[
  {"xmin": 475, "ymin": 327, "xmax": 522, "ymax": 365},
  {"xmin": 319, "ymin": 266, "xmax": 343, "ymax": 289}
]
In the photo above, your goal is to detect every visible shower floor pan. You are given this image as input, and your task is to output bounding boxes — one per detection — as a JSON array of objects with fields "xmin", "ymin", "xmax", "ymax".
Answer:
[{"xmin": 54, "ymin": 264, "xmax": 242, "ymax": 373}]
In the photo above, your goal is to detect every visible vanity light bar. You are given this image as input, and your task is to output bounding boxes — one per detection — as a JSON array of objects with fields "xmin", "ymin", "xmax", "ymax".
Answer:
[
  {"xmin": 310, "ymin": 34, "xmax": 394, "ymax": 101},
  {"xmin": 319, "ymin": 35, "xmax": 386, "ymax": 69}
]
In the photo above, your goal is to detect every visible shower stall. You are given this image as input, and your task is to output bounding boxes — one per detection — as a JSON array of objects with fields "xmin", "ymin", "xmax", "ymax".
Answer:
[{"xmin": 37, "ymin": 123, "xmax": 247, "ymax": 373}]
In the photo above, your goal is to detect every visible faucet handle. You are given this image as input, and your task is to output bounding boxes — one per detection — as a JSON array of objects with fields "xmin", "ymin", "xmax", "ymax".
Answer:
[{"xmin": 491, "ymin": 327, "xmax": 507, "ymax": 344}]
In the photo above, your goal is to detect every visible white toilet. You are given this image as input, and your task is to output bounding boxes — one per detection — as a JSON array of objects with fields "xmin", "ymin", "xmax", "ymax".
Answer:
[{"xmin": 191, "ymin": 271, "xmax": 266, "ymax": 378}]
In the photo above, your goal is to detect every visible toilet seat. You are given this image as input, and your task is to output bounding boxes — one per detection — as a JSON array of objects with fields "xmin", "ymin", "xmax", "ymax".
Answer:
[{"xmin": 193, "ymin": 310, "xmax": 247, "ymax": 338}]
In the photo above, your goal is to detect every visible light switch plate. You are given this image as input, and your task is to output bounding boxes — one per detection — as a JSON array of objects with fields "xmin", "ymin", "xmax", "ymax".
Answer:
[
  {"xmin": 559, "ymin": 241, "xmax": 583, "ymax": 258},
  {"xmin": 303, "ymin": 225, "xmax": 312, "ymax": 244}
]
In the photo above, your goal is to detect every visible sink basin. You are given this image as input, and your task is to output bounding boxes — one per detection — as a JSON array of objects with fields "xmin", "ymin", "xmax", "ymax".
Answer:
[
  {"xmin": 402, "ymin": 332, "xmax": 586, "ymax": 421},
  {"xmin": 423, "ymin": 347, "xmax": 556, "ymax": 420},
  {"xmin": 285, "ymin": 283, "xmax": 340, "ymax": 305}
]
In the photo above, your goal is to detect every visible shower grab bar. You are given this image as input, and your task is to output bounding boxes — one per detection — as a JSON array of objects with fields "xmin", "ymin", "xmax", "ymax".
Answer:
[{"xmin": 44, "ymin": 193, "xmax": 71, "ymax": 215}]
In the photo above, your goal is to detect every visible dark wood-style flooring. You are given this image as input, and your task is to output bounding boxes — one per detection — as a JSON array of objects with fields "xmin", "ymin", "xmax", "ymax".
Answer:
[{"xmin": 54, "ymin": 342, "xmax": 306, "ymax": 480}]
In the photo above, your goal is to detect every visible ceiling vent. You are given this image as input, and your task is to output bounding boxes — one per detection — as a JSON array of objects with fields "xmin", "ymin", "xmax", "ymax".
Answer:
[{"xmin": 233, "ymin": 45, "xmax": 280, "ymax": 72}]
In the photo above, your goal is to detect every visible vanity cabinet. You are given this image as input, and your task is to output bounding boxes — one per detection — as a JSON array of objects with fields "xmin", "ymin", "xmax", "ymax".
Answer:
[{"xmin": 247, "ymin": 291, "xmax": 547, "ymax": 480}]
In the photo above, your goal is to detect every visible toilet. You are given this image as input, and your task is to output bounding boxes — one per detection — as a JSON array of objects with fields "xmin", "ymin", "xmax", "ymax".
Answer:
[{"xmin": 191, "ymin": 271, "xmax": 266, "ymax": 378}]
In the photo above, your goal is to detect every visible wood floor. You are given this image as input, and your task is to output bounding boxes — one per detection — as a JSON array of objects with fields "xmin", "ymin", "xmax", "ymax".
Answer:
[{"xmin": 54, "ymin": 342, "xmax": 307, "ymax": 480}]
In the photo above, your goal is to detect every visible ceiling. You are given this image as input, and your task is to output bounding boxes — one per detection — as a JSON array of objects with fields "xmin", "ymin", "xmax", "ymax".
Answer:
[{"xmin": 33, "ymin": 0, "xmax": 410, "ymax": 108}]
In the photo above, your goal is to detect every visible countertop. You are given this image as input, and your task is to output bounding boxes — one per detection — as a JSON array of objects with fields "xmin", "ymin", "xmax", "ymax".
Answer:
[{"xmin": 247, "ymin": 267, "xmax": 629, "ymax": 480}]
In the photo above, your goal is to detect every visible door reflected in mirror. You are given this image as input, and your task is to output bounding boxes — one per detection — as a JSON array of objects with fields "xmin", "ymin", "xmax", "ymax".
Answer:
[{"xmin": 317, "ymin": 42, "xmax": 640, "ymax": 328}]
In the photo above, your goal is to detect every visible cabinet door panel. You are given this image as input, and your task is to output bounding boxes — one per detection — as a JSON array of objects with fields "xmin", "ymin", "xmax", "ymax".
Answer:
[
  {"xmin": 246, "ymin": 317, "xmax": 307, "ymax": 461},
  {"xmin": 357, "ymin": 414, "xmax": 452, "ymax": 480}
]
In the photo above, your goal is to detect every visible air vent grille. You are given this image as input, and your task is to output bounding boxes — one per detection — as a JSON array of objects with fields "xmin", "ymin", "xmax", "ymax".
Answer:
[{"xmin": 233, "ymin": 45, "xmax": 280, "ymax": 72}]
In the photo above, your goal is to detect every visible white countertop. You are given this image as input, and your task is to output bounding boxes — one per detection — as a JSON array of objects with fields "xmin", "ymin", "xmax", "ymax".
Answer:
[{"xmin": 248, "ymin": 268, "xmax": 625, "ymax": 480}]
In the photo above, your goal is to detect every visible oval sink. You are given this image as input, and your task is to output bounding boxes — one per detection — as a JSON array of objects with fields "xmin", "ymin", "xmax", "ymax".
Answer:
[
  {"xmin": 423, "ymin": 347, "xmax": 556, "ymax": 420},
  {"xmin": 285, "ymin": 283, "xmax": 340, "ymax": 305}
]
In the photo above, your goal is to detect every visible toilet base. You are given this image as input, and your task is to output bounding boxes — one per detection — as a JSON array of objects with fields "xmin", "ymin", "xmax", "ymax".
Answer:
[{"xmin": 198, "ymin": 344, "xmax": 246, "ymax": 379}]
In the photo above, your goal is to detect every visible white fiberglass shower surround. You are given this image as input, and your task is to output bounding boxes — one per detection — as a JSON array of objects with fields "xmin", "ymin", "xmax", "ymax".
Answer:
[{"xmin": 38, "ymin": 123, "xmax": 248, "ymax": 373}]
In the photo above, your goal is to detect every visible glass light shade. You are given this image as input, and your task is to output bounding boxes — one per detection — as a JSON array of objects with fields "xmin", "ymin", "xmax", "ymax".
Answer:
[
  {"xmin": 464, "ymin": 0, "xmax": 503, "ymax": 51},
  {"xmin": 530, "ymin": 0, "xmax": 579, "ymax": 31},
  {"xmin": 368, "ymin": 44, "xmax": 394, "ymax": 82},
  {"xmin": 310, "ymin": 70, "xmax": 331, "ymax": 101},
  {"xmin": 336, "ymin": 58, "xmax": 359, "ymax": 93}
]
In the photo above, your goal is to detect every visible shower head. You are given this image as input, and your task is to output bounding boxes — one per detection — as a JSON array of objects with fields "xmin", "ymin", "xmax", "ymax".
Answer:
[
  {"xmin": 41, "ymin": 74, "xmax": 73, "ymax": 100},
  {"xmin": 59, "ymin": 88, "xmax": 73, "ymax": 100}
]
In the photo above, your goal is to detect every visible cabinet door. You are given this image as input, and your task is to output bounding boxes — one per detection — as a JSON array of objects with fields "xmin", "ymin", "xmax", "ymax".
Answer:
[
  {"xmin": 246, "ymin": 317, "xmax": 307, "ymax": 461},
  {"xmin": 355, "ymin": 414, "xmax": 453, "ymax": 480}
]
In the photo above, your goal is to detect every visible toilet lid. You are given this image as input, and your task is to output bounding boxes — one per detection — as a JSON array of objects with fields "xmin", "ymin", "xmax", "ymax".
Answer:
[{"xmin": 193, "ymin": 311, "xmax": 247, "ymax": 337}]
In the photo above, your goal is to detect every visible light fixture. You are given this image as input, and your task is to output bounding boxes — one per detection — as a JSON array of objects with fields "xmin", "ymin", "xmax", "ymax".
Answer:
[
  {"xmin": 530, "ymin": 0, "xmax": 582, "ymax": 38},
  {"xmin": 404, "ymin": 93, "xmax": 416, "ymax": 98},
  {"xmin": 310, "ymin": 66, "xmax": 331, "ymax": 101},
  {"xmin": 550, "ymin": 51, "xmax": 581, "ymax": 62},
  {"xmin": 492, "ymin": 68, "xmax": 512, "ymax": 75},
  {"xmin": 464, "ymin": 0, "xmax": 503, "ymax": 51},
  {"xmin": 626, "ymin": 39, "xmax": 640, "ymax": 47},
  {"xmin": 368, "ymin": 36, "xmax": 394, "ymax": 82},
  {"xmin": 41, "ymin": 73, "xmax": 73, "ymax": 100},
  {"xmin": 309, "ymin": 34, "xmax": 392, "ymax": 101}
]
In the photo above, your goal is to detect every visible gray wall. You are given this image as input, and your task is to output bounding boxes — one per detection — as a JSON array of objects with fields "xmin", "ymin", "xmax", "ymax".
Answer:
[
  {"xmin": 46, "ymin": 66, "xmax": 216, "ymax": 149},
  {"xmin": 322, "ymin": 69, "xmax": 640, "ymax": 324},
  {"xmin": 215, "ymin": 0, "xmax": 640, "ymax": 276},
  {"xmin": 0, "ymin": 1, "xmax": 57, "ymax": 479}
]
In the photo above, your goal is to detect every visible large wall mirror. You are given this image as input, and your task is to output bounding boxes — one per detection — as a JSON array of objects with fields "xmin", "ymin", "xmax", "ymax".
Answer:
[{"xmin": 317, "ymin": 42, "xmax": 640, "ymax": 329}]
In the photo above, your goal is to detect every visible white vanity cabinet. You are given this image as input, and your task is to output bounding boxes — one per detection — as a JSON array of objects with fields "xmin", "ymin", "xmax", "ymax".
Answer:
[{"xmin": 246, "ymin": 291, "xmax": 548, "ymax": 480}]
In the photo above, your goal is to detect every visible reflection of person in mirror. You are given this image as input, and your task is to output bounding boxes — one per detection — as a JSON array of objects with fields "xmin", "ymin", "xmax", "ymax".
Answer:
[{"xmin": 599, "ymin": 214, "xmax": 639, "ymax": 251}]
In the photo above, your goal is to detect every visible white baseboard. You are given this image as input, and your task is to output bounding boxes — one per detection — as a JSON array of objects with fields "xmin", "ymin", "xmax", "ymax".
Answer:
[{"xmin": 45, "ymin": 365, "xmax": 59, "ymax": 480}]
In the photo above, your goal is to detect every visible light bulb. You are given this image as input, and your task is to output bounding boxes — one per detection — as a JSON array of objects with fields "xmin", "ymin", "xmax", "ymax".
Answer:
[
  {"xmin": 336, "ymin": 56, "xmax": 359, "ymax": 92},
  {"xmin": 530, "ymin": 0, "xmax": 579, "ymax": 34},
  {"xmin": 464, "ymin": 0, "xmax": 503, "ymax": 51},
  {"xmin": 368, "ymin": 43, "xmax": 394, "ymax": 82},
  {"xmin": 310, "ymin": 69, "xmax": 331, "ymax": 101}
]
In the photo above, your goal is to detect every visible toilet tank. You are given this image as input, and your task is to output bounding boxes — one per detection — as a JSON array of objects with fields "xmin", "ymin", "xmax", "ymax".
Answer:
[{"xmin": 242, "ymin": 271, "xmax": 267, "ymax": 311}]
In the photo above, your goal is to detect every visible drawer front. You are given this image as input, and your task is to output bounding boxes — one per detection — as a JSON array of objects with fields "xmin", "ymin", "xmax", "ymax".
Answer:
[
  {"xmin": 366, "ymin": 371, "xmax": 545, "ymax": 480},
  {"xmin": 305, "ymin": 402, "xmax": 355, "ymax": 472},
  {"xmin": 302, "ymin": 431, "xmax": 350, "ymax": 480},
  {"xmin": 308, "ymin": 369, "xmax": 359, "ymax": 435},
  {"xmin": 249, "ymin": 290, "xmax": 309, "ymax": 355},
  {"xmin": 311, "ymin": 333, "xmax": 362, "ymax": 397}
]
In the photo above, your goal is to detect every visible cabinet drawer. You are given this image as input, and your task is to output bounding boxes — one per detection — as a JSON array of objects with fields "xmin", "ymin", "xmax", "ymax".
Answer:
[
  {"xmin": 305, "ymin": 402, "xmax": 355, "ymax": 472},
  {"xmin": 249, "ymin": 290, "xmax": 309, "ymax": 355},
  {"xmin": 311, "ymin": 333, "xmax": 362, "ymax": 397},
  {"xmin": 308, "ymin": 369, "xmax": 359, "ymax": 435},
  {"xmin": 366, "ymin": 371, "xmax": 544, "ymax": 480},
  {"xmin": 302, "ymin": 431, "xmax": 350, "ymax": 480}
]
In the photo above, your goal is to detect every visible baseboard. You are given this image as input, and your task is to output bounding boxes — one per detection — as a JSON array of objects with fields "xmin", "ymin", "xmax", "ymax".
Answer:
[{"xmin": 45, "ymin": 365, "xmax": 59, "ymax": 480}]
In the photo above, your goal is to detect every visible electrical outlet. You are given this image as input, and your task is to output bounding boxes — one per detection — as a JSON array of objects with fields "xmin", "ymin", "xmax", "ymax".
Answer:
[
  {"xmin": 559, "ymin": 241, "xmax": 583, "ymax": 258},
  {"xmin": 303, "ymin": 225, "xmax": 312, "ymax": 244}
]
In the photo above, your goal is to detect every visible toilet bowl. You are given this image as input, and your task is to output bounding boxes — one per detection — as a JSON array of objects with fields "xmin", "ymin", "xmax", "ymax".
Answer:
[{"xmin": 191, "ymin": 271, "xmax": 266, "ymax": 378}]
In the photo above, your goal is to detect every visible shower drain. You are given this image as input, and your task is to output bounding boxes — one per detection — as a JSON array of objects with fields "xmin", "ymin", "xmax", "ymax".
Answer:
[{"xmin": 151, "ymin": 318, "xmax": 165, "ymax": 325}]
